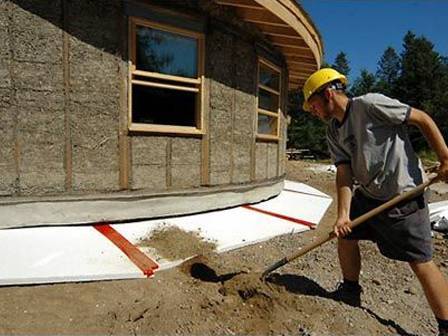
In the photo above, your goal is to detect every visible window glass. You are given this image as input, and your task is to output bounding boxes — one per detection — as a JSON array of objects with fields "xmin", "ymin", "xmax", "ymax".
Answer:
[
  {"xmin": 259, "ymin": 63, "xmax": 279, "ymax": 91},
  {"xmin": 258, "ymin": 88, "xmax": 279, "ymax": 112},
  {"xmin": 132, "ymin": 85, "xmax": 197, "ymax": 126},
  {"xmin": 136, "ymin": 25, "xmax": 198, "ymax": 78},
  {"xmin": 257, "ymin": 115, "xmax": 278, "ymax": 135}
]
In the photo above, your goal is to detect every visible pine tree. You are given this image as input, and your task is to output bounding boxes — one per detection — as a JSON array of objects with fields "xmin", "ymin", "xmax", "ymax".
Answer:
[
  {"xmin": 395, "ymin": 31, "xmax": 448, "ymax": 149},
  {"xmin": 396, "ymin": 31, "xmax": 441, "ymax": 110},
  {"xmin": 350, "ymin": 69, "xmax": 377, "ymax": 97},
  {"xmin": 376, "ymin": 47, "xmax": 400, "ymax": 97},
  {"xmin": 332, "ymin": 52, "xmax": 350, "ymax": 77}
]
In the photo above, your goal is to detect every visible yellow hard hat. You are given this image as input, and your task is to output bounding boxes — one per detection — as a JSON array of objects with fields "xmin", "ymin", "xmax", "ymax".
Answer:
[{"xmin": 302, "ymin": 68, "xmax": 347, "ymax": 111}]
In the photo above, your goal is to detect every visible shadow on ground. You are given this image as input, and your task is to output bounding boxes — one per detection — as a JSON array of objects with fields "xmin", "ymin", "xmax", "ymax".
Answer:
[{"xmin": 267, "ymin": 273, "xmax": 419, "ymax": 336}]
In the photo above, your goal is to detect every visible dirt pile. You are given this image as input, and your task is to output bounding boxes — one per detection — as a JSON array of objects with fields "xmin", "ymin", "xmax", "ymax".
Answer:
[{"xmin": 138, "ymin": 225, "xmax": 216, "ymax": 260}]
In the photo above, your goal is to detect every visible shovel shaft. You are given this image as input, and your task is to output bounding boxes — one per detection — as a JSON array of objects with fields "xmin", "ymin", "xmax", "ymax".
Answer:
[{"xmin": 262, "ymin": 174, "xmax": 439, "ymax": 278}]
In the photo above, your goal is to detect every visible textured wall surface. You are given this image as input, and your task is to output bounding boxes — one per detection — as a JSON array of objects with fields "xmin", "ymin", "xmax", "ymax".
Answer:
[
  {"xmin": 0, "ymin": 1, "xmax": 14, "ymax": 195},
  {"xmin": 1, "ymin": 0, "xmax": 287, "ymax": 199},
  {"xmin": 1, "ymin": 1, "xmax": 66, "ymax": 195},
  {"xmin": 68, "ymin": 0, "xmax": 121, "ymax": 192}
]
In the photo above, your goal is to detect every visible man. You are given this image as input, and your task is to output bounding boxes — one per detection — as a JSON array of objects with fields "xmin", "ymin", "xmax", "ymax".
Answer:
[{"xmin": 302, "ymin": 68, "xmax": 448, "ymax": 335}]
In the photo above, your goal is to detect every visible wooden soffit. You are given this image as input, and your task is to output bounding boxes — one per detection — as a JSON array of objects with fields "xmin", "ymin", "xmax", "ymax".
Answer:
[{"xmin": 214, "ymin": 0, "xmax": 323, "ymax": 90}]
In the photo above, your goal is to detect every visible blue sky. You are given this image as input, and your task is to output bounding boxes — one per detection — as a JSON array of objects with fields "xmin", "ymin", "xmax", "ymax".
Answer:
[{"xmin": 300, "ymin": 0, "xmax": 448, "ymax": 82}]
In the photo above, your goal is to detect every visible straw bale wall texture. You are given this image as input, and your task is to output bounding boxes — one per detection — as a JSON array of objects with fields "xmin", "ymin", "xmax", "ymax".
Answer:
[{"xmin": 0, "ymin": 0, "xmax": 287, "ymax": 199}]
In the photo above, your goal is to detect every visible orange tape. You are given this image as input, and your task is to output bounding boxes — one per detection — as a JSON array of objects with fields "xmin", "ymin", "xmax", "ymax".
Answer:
[
  {"xmin": 242, "ymin": 205, "xmax": 317, "ymax": 229},
  {"xmin": 94, "ymin": 224, "xmax": 159, "ymax": 277}
]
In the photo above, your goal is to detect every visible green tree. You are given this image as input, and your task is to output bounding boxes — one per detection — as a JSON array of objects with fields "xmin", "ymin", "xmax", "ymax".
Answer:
[
  {"xmin": 332, "ymin": 52, "xmax": 350, "ymax": 77},
  {"xmin": 396, "ymin": 31, "xmax": 448, "ymax": 149},
  {"xmin": 287, "ymin": 91, "xmax": 328, "ymax": 158},
  {"xmin": 376, "ymin": 47, "xmax": 400, "ymax": 97},
  {"xmin": 350, "ymin": 69, "xmax": 377, "ymax": 97},
  {"xmin": 396, "ymin": 31, "xmax": 441, "ymax": 109}
]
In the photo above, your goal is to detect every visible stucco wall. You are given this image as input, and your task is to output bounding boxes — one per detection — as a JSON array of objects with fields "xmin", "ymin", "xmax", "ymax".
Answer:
[{"xmin": 0, "ymin": 0, "xmax": 287, "ymax": 199}]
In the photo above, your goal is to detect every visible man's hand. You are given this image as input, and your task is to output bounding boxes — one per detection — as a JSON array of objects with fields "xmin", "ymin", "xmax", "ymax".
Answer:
[{"xmin": 333, "ymin": 215, "xmax": 352, "ymax": 238}]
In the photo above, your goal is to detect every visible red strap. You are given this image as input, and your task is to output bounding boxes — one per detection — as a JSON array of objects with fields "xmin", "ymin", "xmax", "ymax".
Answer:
[
  {"xmin": 94, "ymin": 224, "xmax": 159, "ymax": 277},
  {"xmin": 242, "ymin": 205, "xmax": 316, "ymax": 229}
]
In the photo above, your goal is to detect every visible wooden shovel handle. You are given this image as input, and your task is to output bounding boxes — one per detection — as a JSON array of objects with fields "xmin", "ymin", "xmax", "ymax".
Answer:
[{"xmin": 262, "ymin": 174, "xmax": 439, "ymax": 278}]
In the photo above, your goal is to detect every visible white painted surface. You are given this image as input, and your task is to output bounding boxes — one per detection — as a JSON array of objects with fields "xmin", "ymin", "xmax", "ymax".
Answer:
[
  {"xmin": 0, "ymin": 181, "xmax": 332, "ymax": 286},
  {"xmin": 0, "ymin": 226, "xmax": 144, "ymax": 286},
  {"xmin": 252, "ymin": 181, "xmax": 332, "ymax": 225},
  {"xmin": 429, "ymin": 200, "xmax": 448, "ymax": 229}
]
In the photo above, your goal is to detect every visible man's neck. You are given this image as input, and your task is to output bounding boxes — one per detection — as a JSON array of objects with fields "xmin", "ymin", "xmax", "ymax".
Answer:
[{"xmin": 333, "ymin": 95, "xmax": 349, "ymax": 123}]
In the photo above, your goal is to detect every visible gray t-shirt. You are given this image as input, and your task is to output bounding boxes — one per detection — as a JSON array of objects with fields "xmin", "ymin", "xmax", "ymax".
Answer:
[{"xmin": 326, "ymin": 93, "xmax": 425, "ymax": 200}]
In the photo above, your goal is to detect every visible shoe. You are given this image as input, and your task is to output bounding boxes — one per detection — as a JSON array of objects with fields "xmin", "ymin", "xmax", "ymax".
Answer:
[
  {"xmin": 439, "ymin": 327, "xmax": 448, "ymax": 336},
  {"xmin": 331, "ymin": 281, "xmax": 363, "ymax": 307}
]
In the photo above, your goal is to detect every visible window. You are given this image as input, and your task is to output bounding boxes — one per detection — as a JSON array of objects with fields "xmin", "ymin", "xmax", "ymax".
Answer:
[
  {"xmin": 128, "ymin": 17, "xmax": 204, "ymax": 134},
  {"xmin": 256, "ymin": 59, "xmax": 281, "ymax": 140}
]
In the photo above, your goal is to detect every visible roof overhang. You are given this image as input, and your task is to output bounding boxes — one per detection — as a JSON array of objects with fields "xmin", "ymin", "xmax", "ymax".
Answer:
[{"xmin": 214, "ymin": 0, "xmax": 323, "ymax": 90}]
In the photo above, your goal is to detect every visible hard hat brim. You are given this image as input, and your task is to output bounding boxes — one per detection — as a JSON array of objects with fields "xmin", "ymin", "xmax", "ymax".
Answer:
[{"xmin": 302, "ymin": 100, "xmax": 311, "ymax": 112}]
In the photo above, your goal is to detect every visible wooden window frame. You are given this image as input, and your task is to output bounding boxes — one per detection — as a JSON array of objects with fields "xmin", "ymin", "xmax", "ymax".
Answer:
[
  {"xmin": 256, "ymin": 58, "xmax": 282, "ymax": 141},
  {"xmin": 128, "ymin": 17, "xmax": 205, "ymax": 135}
]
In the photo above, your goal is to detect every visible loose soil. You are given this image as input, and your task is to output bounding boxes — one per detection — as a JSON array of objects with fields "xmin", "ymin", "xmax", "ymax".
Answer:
[
  {"xmin": 1, "ymin": 160, "xmax": 447, "ymax": 335},
  {"xmin": 138, "ymin": 225, "xmax": 217, "ymax": 261}
]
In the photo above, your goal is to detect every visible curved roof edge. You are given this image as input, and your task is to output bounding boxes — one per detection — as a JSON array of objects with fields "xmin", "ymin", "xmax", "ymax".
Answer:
[{"xmin": 214, "ymin": 0, "xmax": 323, "ymax": 89}]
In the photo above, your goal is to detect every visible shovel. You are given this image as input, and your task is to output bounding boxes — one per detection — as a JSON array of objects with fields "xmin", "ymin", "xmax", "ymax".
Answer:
[{"xmin": 261, "ymin": 174, "xmax": 440, "ymax": 280}]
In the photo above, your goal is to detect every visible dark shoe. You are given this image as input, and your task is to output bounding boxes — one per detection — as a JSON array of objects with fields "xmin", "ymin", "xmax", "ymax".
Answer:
[
  {"xmin": 439, "ymin": 328, "xmax": 448, "ymax": 336},
  {"xmin": 331, "ymin": 281, "xmax": 363, "ymax": 307}
]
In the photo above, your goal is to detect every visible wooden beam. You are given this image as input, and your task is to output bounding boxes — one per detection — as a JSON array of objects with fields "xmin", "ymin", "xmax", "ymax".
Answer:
[
  {"xmin": 288, "ymin": 83, "xmax": 303, "ymax": 90},
  {"xmin": 287, "ymin": 60, "xmax": 317, "ymax": 69},
  {"xmin": 259, "ymin": 83, "xmax": 280, "ymax": 96},
  {"xmin": 129, "ymin": 123, "xmax": 204, "ymax": 135},
  {"xmin": 276, "ymin": 0, "xmax": 321, "ymax": 44},
  {"xmin": 264, "ymin": 31, "xmax": 303, "ymax": 39},
  {"xmin": 272, "ymin": 42, "xmax": 309, "ymax": 51},
  {"xmin": 119, "ymin": 5, "xmax": 130, "ymax": 190},
  {"xmin": 289, "ymin": 79, "xmax": 303, "ymax": 85},
  {"xmin": 253, "ymin": 23, "xmax": 297, "ymax": 36},
  {"xmin": 289, "ymin": 73, "xmax": 310, "ymax": 80},
  {"xmin": 289, "ymin": 79, "xmax": 302, "ymax": 84},
  {"xmin": 244, "ymin": 18, "xmax": 290, "ymax": 27},
  {"xmin": 201, "ymin": 78, "xmax": 210, "ymax": 186},
  {"xmin": 215, "ymin": 0, "xmax": 264, "ymax": 10},
  {"xmin": 132, "ymin": 70, "xmax": 201, "ymax": 85},
  {"xmin": 283, "ymin": 53, "xmax": 316, "ymax": 63},
  {"xmin": 238, "ymin": 8, "xmax": 289, "ymax": 27},
  {"xmin": 276, "ymin": 45, "xmax": 314, "ymax": 56},
  {"xmin": 267, "ymin": 35, "xmax": 308, "ymax": 48},
  {"xmin": 252, "ymin": 0, "xmax": 322, "ymax": 66},
  {"xmin": 256, "ymin": 133, "xmax": 280, "ymax": 141},
  {"xmin": 131, "ymin": 80, "xmax": 200, "ymax": 93},
  {"xmin": 288, "ymin": 65, "xmax": 316, "ymax": 75}
]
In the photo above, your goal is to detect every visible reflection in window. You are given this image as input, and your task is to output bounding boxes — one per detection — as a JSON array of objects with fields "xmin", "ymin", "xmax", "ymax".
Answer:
[
  {"xmin": 259, "ymin": 63, "xmax": 279, "ymax": 91},
  {"xmin": 136, "ymin": 25, "xmax": 197, "ymax": 78},
  {"xmin": 258, "ymin": 88, "xmax": 279, "ymax": 112},
  {"xmin": 257, "ymin": 59, "xmax": 281, "ymax": 139},
  {"xmin": 257, "ymin": 114, "xmax": 278, "ymax": 136},
  {"xmin": 129, "ymin": 18, "xmax": 203, "ymax": 133}
]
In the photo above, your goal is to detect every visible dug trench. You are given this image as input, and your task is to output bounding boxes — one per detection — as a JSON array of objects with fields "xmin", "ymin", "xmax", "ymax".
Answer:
[{"xmin": 181, "ymin": 254, "xmax": 274, "ymax": 305}]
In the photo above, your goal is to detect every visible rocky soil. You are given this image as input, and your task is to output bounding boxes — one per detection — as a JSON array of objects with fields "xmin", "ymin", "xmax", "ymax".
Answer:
[{"xmin": 0, "ymin": 160, "xmax": 447, "ymax": 335}]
